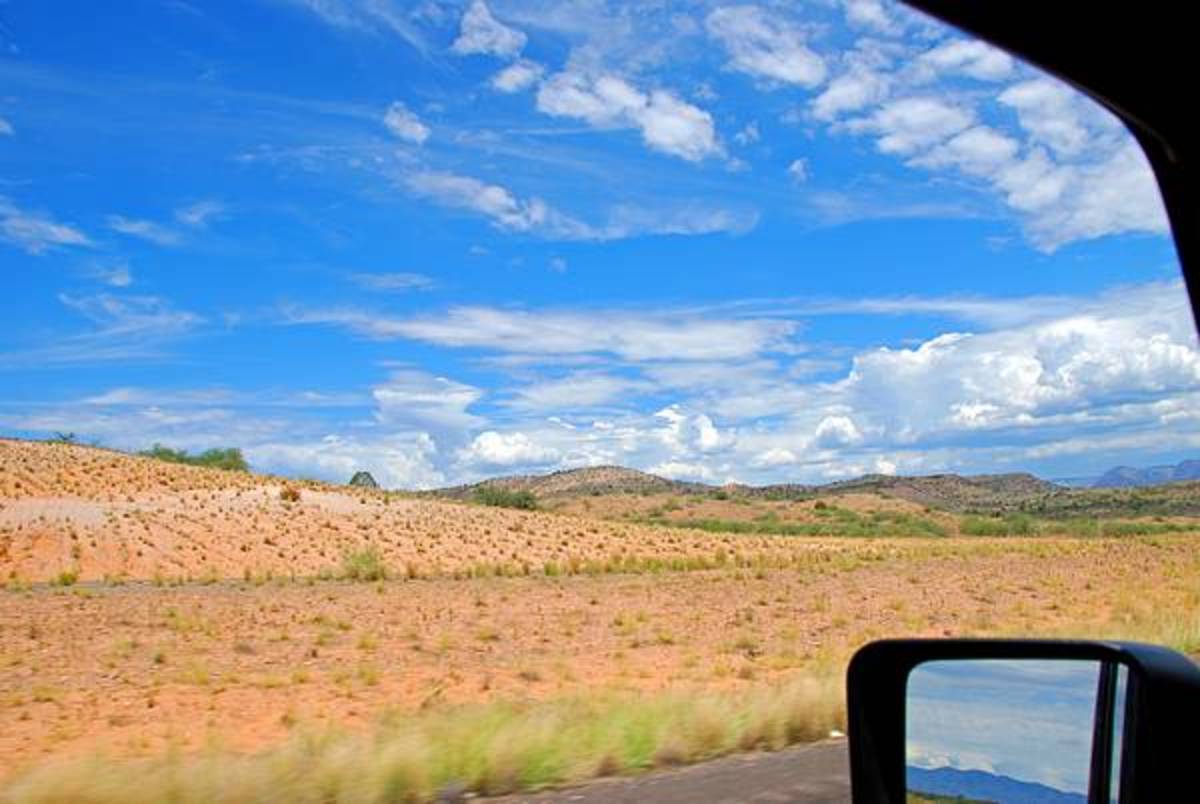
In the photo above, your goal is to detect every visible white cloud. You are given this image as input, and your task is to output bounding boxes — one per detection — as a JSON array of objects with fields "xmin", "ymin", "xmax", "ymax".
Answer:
[
  {"xmin": 705, "ymin": 6, "xmax": 826, "ymax": 88},
  {"xmin": 0, "ymin": 196, "xmax": 91, "ymax": 254},
  {"xmin": 733, "ymin": 121, "xmax": 760, "ymax": 145},
  {"xmin": 371, "ymin": 370, "xmax": 483, "ymax": 434},
  {"xmin": 787, "ymin": 158, "xmax": 809, "ymax": 182},
  {"xmin": 847, "ymin": 96, "xmax": 974, "ymax": 155},
  {"xmin": 106, "ymin": 215, "xmax": 181, "ymax": 246},
  {"xmin": 459, "ymin": 430, "xmax": 559, "ymax": 467},
  {"xmin": 751, "ymin": 447, "xmax": 798, "ymax": 467},
  {"xmin": 648, "ymin": 460, "xmax": 714, "ymax": 481},
  {"xmin": 918, "ymin": 39, "xmax": 1014, "ymax": 82},
  {"xmin": 655, "ymin": 405, "xmax": 729, "ymax": 453},
  {"xmin": 291, "ymin": 305, "xmax": 797, "ymax": 362},
  {"xmin": 405, "ymin": 170, "xmax": 588, "ymax": 237},
  {"xmin": 348, "ymin": 272, "xmax": 433, "ymax": 291},
  {"xmin": 510, "ymin": 372, "xmax": 645, "ymax": 411},
  {"xmin": 452, "ymin": 0, "xmax": 525, "ymax": 58},
  {"xmin": 404, "ymin": 169, "xmax": 752, "ymax": 240},
  {"xmin": 997, "ymin": 78, "xmax": 1099, "ymax": 158},
  {"xmin": 0, "ymin": 116, "xmax": 13, "ymax": 136},
  {"xmin": 536, "ymin": 71, "xmax": 722, "ymax": 161},
  {"xmin": 811, "ymin": 62, "xmax": 890, "ymax": 121},
  {"xmin": 814, "ymin": 415, "xmax": 862, "ymax": 448},
  {"xmin": 913, "ymin": 125, "xmax": 1020, "ymax": 176},
  {"xmin": 282, "ymin": 0, "xmax": 430, "ymax": 55},
  {"xmin": 491, "ymin": 59, "xmax": 543, "ymax": 93},
  {"xmin": 842, "ymin": 0, "xmax": 895, "ymax": 33},
  {"xmin": 813, "ymin": 43, "xmax": 1167, "ymax": 249},
  {"xmin": 383, "ymin": 101, "xmax": 430, "ymax": 144},
  {"xmin": 1, "ymin": 293, "xmax": 202, "ymax": 368},
  {"xmin": 249, "ymin": 433, "xmax": 444, "ymax": 489},
  {"xmin": 88, "ymin": 262, "xmax": 134, "ymax": 288},
  {"xmin": 829, "ymin": 283, "xmax": 1200, "ymax": 443},
  {"xmin": 175, "ymin": 200, "xmax": 224, "ymax": 228}
]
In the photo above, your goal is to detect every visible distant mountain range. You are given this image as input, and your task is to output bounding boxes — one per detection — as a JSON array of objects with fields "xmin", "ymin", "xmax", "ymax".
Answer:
[
  {"xmin": 432, "ymin": 460, "xmax": 1200, "ymax": 517},
  {"xmin": 1093, "ymin": 459, "xmax": 1200, "ymax": 488},
  {"xmin": 433, "ymin": 465, "xmax": 1061, "ymax": 512},
  {"xmin": 908, "ymin": 765, "xmax": 1085, "ymax": 804}
]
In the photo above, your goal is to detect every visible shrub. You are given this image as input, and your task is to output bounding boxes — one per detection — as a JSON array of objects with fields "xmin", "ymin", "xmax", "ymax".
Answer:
[
  {"xmin": 473, "ymin": 486, "xmax": 538, "ymax": 510},
  {"xmin": 341, "ymin": 548, "xmax": 389, "ymax": 582},
  {"xmin": 279, "ymin": 486, "xmax": 301, "ymax": 503},
  {"xmin": 138, "ymin": 444, "xmax": 249, "ymax": 472}
]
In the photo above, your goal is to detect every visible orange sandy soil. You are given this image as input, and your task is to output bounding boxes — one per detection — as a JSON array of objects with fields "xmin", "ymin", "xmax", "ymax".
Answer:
[
  {"xmin": 4, "ymin": 537, "xmax": 1199, "ymax": 776},
  {"xmin": 2, "ymin": 440, "xmax": 889, "ymax": 584},
  {"xmin": 3, "ymin": 439, "xmax": 1200, "ymax": 779}
]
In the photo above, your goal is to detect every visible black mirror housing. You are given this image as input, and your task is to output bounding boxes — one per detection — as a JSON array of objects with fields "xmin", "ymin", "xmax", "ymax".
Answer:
[{"xmin": 847, "ymin": 639, "xmax": 1200, "ymax": 803}]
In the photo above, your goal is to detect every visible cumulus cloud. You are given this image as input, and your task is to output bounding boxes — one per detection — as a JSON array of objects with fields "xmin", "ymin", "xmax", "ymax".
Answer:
[
  {"xmin": 705, "ymin": 6, "xmax": 826, "ymax": 87},
  {"xmin": 918, "ymin": 39, "xmax": 1014, "ymax": 82},
  {"xmin": 452, "ymin": 0, "xmax": 526, "ymax": 58},
  {"xmin": 459, "ymin": 430, "xmax": 559, "ymax": 467},
  {"xmin": 491, "ymin": 59, "xmax": 543, "ymax": 93},
  {"xmin": 847, "ymin": 96, "xmax": 974, "ymax": 155},
  {"xmin": 814, "ymin": 415, "xmax": 862, "ymax": 448},
  {"xmin": 814, "ymin": 39, "xmax": 1168, "ymax": 249},
  {"xmin": 383, "ymin": 101, "xmax": 430, "ymax": 144},
  {"xmin": 648, "ymin": 459, "xmax": 715, "ymax": 481},
  {"xmin": 537, "ymin": 71, "xmax": 721, "ymax": 161},
  {"xmin": 828, "ymin": 283, "xmax": 1200, "ymax": 443},
  {"xmin": 371, "ymin": 370, "xmax": 483, "ymax": 434},
  {"xmin": 1, "ymin": 196, "xmax": 91, "ymax": 254},
  {"xmin": 842, "ymin": 0, "xmax": 895, "ymax": 33},
  {"xmin": 249, "ymin": 433, "xmax": 444, "ymax": 489}
]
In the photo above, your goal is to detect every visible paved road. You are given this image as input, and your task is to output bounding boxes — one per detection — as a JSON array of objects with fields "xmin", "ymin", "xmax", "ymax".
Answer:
[{"xmin": 483, "ymin": 740, "xmax": 850, "ymax": 804}]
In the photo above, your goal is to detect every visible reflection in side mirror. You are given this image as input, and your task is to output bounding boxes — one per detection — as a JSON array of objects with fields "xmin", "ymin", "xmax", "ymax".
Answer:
[{"xmin": 906, "ymin": 659, "xmax": 1127, "ymax": 804}]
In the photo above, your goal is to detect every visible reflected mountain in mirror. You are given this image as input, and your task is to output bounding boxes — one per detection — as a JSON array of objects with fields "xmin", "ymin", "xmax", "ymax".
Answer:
[{"xmin": 906, "ymin": 659, "xmax": 1100, "ymax": 803}]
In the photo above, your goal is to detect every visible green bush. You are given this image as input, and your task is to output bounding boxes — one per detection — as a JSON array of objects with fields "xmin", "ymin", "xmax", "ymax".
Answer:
[
  {"xmin": 138, "ymin": 444, "xmax": 249, "ymax": 472},
  {"xmin": 341, "ymin": 548, "xmax": 389, "ymax": 581},
  {"xmin": 473, "ymin": 486, "xmax": 538, "ymax": 510}
]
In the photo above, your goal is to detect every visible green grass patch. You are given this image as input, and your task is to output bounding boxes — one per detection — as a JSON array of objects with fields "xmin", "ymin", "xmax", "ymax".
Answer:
[
  {"xmin": 340, "ymin": 548, "xmax": 389, "ymax": 582},
  {"xmin": 642, "ymin": 507, "xmax": 947, "ymax": 538}
]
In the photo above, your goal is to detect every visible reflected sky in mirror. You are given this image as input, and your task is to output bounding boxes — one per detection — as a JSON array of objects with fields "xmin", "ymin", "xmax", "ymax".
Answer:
[{"xmin": 907, "ymin": 659, "xmax": 1098, "ymax": 798}]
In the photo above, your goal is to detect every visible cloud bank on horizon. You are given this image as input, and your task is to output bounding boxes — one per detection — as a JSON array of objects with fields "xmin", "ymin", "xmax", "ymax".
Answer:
[{"xmin": 1, "ymin": 0, "xmax": 1194, "ymax": 488}]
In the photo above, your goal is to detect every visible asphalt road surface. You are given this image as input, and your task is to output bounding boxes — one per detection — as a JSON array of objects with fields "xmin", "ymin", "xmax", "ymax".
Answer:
[{"xmin": 483, "ymin": 739, "xmax": 850, "ymax": 804}]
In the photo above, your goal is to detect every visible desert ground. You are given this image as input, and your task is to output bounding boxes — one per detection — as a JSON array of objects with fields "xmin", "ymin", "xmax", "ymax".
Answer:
[{"xmin": 2, "ymin": 438, "xmax": 1199, "ymax": 801}]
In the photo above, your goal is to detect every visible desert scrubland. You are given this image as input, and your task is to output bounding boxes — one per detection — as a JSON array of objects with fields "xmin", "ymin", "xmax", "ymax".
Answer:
[{"xmin": 2, "ymin": 438, "xmax": 1199, "ymax": 802}]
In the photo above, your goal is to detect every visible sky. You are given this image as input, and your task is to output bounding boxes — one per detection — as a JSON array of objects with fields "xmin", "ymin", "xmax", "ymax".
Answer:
[
  {"xmin": 1, "ymin": 0, "xmax": 1197, "ymax": 489},
  {"xmin": 907, "ymin": 659, "xmax": 1101, "ymax": 795}
]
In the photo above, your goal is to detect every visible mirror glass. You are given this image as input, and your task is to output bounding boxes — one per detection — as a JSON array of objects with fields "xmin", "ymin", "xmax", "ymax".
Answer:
[{"xmin": 906, "ymin": 659, "xmax": 1099, "ymax": 803}]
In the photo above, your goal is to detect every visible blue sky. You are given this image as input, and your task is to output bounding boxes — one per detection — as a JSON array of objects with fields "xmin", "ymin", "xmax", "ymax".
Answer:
[
  {"xmin": 2, "ymin": 0, "xmax": 1196, "ymax": 488},
  {"xmin": 907, "ymin": 659, "xmax": 1100, "ymax": 794}
]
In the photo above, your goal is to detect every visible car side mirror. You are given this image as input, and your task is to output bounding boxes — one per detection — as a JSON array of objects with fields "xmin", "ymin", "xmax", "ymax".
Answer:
[{"xmin": 847, "ymin": 639, "xmax": 1200, "ymax": 803}]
